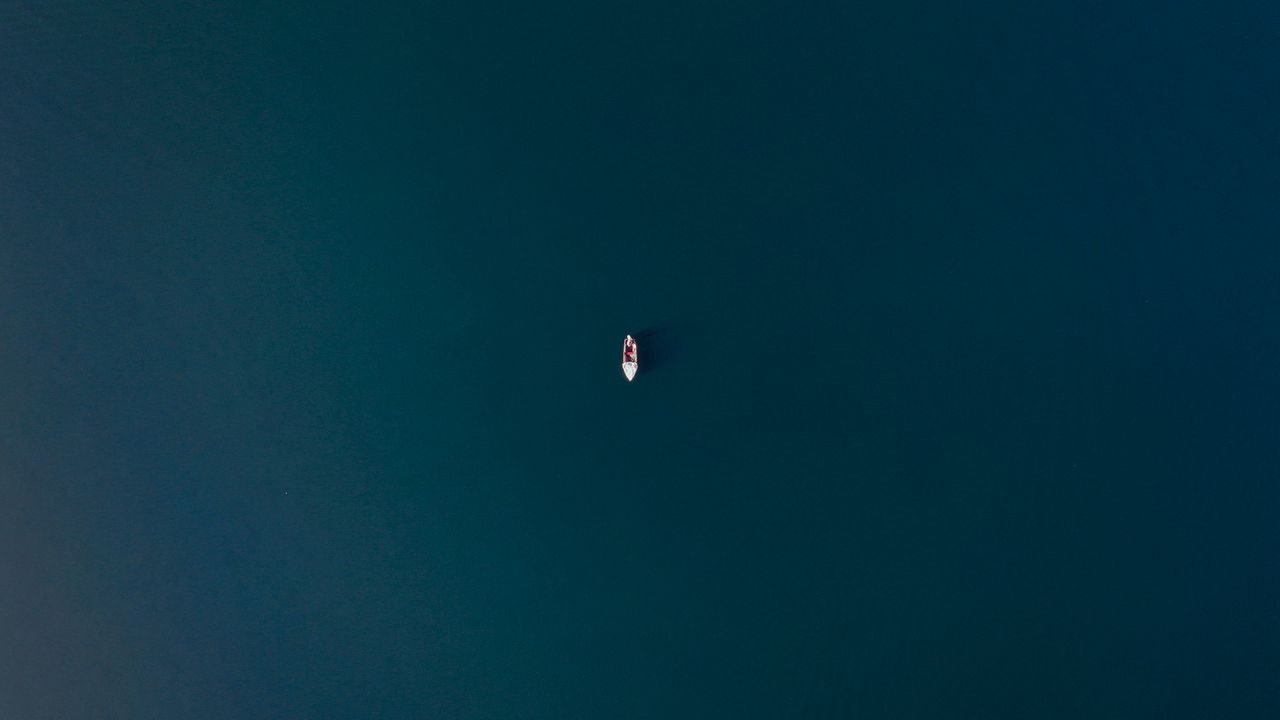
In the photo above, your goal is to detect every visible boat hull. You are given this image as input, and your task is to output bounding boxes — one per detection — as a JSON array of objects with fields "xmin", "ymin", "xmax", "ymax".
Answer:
[{"xmin": 621, "ymin": 335, "xmax": 638, "ymax": 381}]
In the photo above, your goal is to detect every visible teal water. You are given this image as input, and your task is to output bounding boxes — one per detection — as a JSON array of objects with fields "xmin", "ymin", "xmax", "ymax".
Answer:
[{"xmin": 3, "ymin": 2, "xmax": 1278, "ymax": 717}]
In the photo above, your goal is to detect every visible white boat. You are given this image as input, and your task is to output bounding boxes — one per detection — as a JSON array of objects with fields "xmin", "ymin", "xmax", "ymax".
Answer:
[{"xmin": 621, "ymin": 335, "xmax": 638, "ymax": 381}]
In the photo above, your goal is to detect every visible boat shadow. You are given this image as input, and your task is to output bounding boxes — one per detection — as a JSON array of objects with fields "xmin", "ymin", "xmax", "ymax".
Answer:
[{"xmin": 635, "ymin": 325, "xmax": 680, "ymax": 375}]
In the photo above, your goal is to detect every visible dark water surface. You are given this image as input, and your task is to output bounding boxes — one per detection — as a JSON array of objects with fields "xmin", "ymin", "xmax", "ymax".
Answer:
[{"xmin": 3, "ymin": 2, "xmax": 1278, "ymax": 717}]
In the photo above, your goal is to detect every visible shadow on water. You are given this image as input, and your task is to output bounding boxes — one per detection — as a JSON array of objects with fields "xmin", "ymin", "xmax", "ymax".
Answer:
[{"xmin": 634, "ymin": 324, "xmax": 682, "ymax": 375}]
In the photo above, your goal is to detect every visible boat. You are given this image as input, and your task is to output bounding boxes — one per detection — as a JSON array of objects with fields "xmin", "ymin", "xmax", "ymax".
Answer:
[{"xmin": 621, "ymin": 335, "xmax": 638, "ymax": 381}]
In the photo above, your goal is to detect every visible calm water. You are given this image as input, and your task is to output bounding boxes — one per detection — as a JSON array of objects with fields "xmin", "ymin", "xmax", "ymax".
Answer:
[{"xmin": 3, "ymin": 2, "xmax": 1278, "ymax": 717}]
